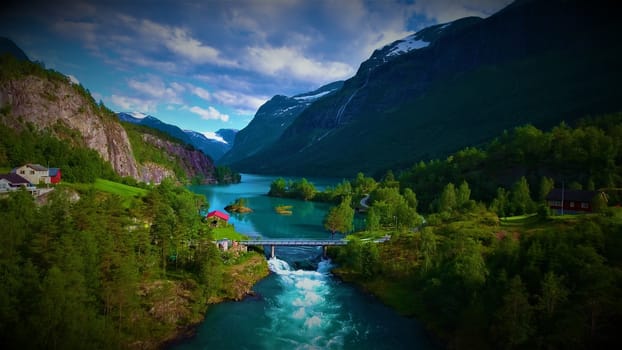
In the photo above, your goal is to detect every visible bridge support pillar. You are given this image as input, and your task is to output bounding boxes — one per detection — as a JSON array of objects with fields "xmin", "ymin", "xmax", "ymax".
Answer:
[
  {"xmin": 271, "ymin": 245, "xmax": 275, "ymax": 259},
  {"xmin": 323, "ymin": 246, "xmax": 327, "ymax": 259}
]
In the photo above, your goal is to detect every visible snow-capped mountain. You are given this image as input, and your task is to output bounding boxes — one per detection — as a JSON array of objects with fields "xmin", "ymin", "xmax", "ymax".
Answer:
[
  {"xmin": 219, "ymin": 81, "xmax": 343, "ymax": 165},
  {"xmin": 225, "ymin": 0, "xmax": 622, "ymax": 177},
  {"xmin": 117, "ymin": 112, "xmax": 237, "ymax": 161},
  {"xmin": 362, "ymin": 17, "xmax": 481, "ymax": 72}
]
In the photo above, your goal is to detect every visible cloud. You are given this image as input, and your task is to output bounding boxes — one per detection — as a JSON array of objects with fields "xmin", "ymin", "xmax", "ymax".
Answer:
[
  {"xmin": 126, "ymin": 76, "xmax": 184, "ymax": 104},
  {"xmin": 110, "ymin": 94, "xmax": 156, "ymax": 112},
  {"xmin": 245, "ymin": 45, "xmax": 354, "ymax": 84},
  {"xmin": 211, "ymin": 90, "xmax": 267, "ymax": 112},
  {"xmin": 119, "ymin": 15, "xmax": 238, "ymax": 67},
  {"xmin": 188, "ymin": 106, "xmax": 229, "ymax": 122},
  {"xmin": 189, "ymin": 85, "xmax": 211, "ymax": 101},
  {"xmin": 411, "ymin": 0, "xmax": 513, "ymax": 23}
]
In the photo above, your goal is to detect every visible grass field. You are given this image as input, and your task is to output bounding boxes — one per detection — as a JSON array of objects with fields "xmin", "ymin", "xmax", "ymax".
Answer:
[
  {"xmin": 211, "ymin": 226, "xmax": 248, "ymax": 241},
  {"xmin": 63, "ymin": 178, "xmax": 148, "ymax": 208},
  {"xmin": 92, "ymin": 178, "xmax": 148, "ymax": 197}
]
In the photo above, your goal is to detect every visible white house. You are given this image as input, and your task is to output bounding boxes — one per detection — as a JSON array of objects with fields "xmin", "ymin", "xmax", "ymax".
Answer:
[{"xmin": 12, "ymin": 163, "xmax": 50, "ymax": 184}]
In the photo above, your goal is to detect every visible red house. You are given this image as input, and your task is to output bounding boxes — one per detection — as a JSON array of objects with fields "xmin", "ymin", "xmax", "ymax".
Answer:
[
  {"xmin": 546, "ymin": 188, "xmax": 605, "ymax": 213},
  {"xmin": 49, "ymin": 168, "xmax": 61, "ymax": 184},
  {"xmin": 206, "ymin": 210, "xmax": 230, "ymax": 227}
]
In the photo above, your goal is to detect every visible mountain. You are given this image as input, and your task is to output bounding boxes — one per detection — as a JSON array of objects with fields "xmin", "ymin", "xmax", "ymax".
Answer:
[
  {"xmin": 0, "ymin": 37, "xmax": 29, "ymax": 61},
  {"xmin": 0, "ymin": 44, "xmax": 217, "ymax": 184},
  {"xmin": 219, "ymin": 81, "xmax": 343, "ymax": 165},
  {"xmin": 229, "ymin": 0, "xmax": 622, "ymax": 177},
  {"xmin": 184, "ymin": 128, "xmax": 237, "ymax": 161},
  {"xmin": 117, "ymin": 112, "xmax": 235, "ymax": 162}
]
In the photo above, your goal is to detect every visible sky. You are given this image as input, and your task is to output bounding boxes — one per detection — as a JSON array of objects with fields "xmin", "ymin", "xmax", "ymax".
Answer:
[{"xmin": 1, "ymin": 0, "xmax": 512, "ymax": 137}]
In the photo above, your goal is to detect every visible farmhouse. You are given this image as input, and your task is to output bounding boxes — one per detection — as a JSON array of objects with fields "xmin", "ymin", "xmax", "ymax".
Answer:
[
  {"xmin": 12, "ymin": 164, "xmax": 51, "ymax": 184},
  {"xmin": 546, "ymin": 188, "xmax": 606, "ymax": 214},
  {"xmin": 0, "ymin": 173, "xmax": 32, "ymax": 192},
  {"xmin": 10, "ymin": 164, "xmax": 61, "ymax": 185}
]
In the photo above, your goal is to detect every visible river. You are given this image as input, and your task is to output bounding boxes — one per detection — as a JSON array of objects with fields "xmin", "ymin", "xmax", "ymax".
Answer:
[{"xmin": 175, "ymin": 174, "xmax": 434, "ymax": 350}]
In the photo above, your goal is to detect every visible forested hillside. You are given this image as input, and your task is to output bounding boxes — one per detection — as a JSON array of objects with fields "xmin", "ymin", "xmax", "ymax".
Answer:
[
  {"xmin": 0, "ymin": 182, "xmax": 268, "ymax": 348},
  {"xmin": 312, "ymin": 112, "xmax": 622, "ymax": 349}
]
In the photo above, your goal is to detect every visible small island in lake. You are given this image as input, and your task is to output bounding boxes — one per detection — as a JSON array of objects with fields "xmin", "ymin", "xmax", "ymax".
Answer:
[
  {"xmin": 274, "ymin": 205, "xmax": 293, "ymax": 215},
  {"xmin": 225, "ymin": 198, "xmax": 253, "ymax": 213}
]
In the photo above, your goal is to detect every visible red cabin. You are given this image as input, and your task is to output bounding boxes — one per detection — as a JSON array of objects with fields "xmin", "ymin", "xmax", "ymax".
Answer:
[
  {"xmin": 206, "ymin": 210, "xmax": 230, "ymax": 227},
  {"xmin": 546, "ymin": 188, "xmax": 604, "ymax": 214}
]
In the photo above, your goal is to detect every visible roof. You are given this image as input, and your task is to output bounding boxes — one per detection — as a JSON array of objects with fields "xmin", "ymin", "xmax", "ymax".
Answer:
[
  {"xmin": 11, "ymin": 163, "xmax": 48, "ymax": 172},
  {"xmin": 0, "ymin": 173, "xmax": 31, "ymax": 185},
  {"xmin": 26, "ymin": 163, "xmax": 48, "ymax": 171},
  {"xmin": 206, "ymin": 210, "xmax": 230, "ymax": 221},
  {"xmin": 49, "ymin": 168, "xmax": 60, "ymax": 176},
  {"xmin": 545, "ymin": 188, "xmax": 598, "ymax": 202}
]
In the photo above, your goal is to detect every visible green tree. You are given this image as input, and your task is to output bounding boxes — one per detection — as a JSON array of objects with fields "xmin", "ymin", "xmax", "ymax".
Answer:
[
  {"xmin": 419, "ymin": 227, "xmax": 437, "ymax": 273},
  {"xmin": 352, "ymin": 172, "xmax": 377, "ymax": 195},
  {"xmin": 490, "ymin": 187, "xmax": 510, "ymax": 218},
  {"xmin": 492, "ymin": 276, "xmax": 533, "ymax": 349},
  {"xmin": 536, "ymin": 271, "xmax": 568, "ymax": 318},
  {"xmin": 293, "ymin": 178, "xmax": 316, "ymax": 201},
  {"xmin": 511, "ymin": 176, "xmax": 534, "ymax": 215},
  {"xmin": 439, "ymin": 182, "xmax": 457, "ymax": 213},
  {"xmin": 366, "ymin": 207, "xmax": 380, "ymax": 231},
  {"xmin": 538, "ymin": 176, "xmax": 555, "ymax": 201},
  {"xmin": 456, "ymin": 180, "xmax": 471, "ymax": 206},
  {"xmin": 268, "ymin": 177, "xmax": 287, "ymax": 197},
  {"xmin": 324, "ymin": 196, "xmax": 354, "ymax": 235},
  {"xmin": 403, "ymin": 188, "xmax": 418, "ymax": 211},
  {"xmin": 361, "ymin": 243, "xmax": 380, "ymax": 278}
]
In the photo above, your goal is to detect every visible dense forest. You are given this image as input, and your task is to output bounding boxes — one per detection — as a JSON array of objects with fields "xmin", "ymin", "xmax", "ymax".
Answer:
[
  {"xmin": 275, "ymin": 113, "xmax": 622, "ymax": 349},
  {"xmin": 316, "ymin": 114, "xmax": 622, "ymax": 349},
  {"xmin": 0, "ymin": 181, "xmax": 267, "ymax": 348}
]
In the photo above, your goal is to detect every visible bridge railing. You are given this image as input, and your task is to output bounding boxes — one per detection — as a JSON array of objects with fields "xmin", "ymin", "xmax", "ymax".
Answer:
[{"xmin": 239, "ymin": 239, "xmax": 348, "ymax": 246}]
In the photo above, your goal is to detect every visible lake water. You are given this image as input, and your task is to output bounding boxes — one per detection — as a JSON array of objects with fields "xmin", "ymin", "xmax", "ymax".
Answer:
[{"xmin": 175, "ymin": 174, "xmax": 433, "ymax": 350}]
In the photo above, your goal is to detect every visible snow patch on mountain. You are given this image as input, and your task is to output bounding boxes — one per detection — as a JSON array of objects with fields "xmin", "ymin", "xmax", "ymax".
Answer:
[
  {"xmin": 386, "ymin": 34, "xmax": 429, "ymax": 57},
  {"xmin": 129, "ymin": 111, "xmax": 148, "ymax": 119},
  {"xmin": 294, "ymin": 89, "xmax": 335, "ymax": 101},
  {"xmin": 201, "ymin": 131, "xmax": 228, "ymax": 144}
]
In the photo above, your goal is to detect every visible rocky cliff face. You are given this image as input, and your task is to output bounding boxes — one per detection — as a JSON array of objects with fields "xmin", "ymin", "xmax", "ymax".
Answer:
[
  {"xmin": 0, "ymin": 72, "xmax": 216, "ymax": 183},
  {"xmin": 142, "ymin": 134, "xmax": 216, "ymax": 184},
  {"xmin": 0, "ymin": 75, "xmax": 141, "ymax": 178}
]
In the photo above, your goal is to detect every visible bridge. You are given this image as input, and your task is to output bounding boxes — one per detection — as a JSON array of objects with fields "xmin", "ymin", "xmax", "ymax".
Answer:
[{"xmin": 239, "ymin": 239, "xmax": 348, "ymax": 258}]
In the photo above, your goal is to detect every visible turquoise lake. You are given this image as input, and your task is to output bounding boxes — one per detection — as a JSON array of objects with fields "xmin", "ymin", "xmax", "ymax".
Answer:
[{"xmin": 174, "ymin": 174, "xmax": 434, "ymax": 350}]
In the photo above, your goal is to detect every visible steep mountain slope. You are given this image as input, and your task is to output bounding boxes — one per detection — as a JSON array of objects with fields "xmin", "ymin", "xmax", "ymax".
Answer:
[
  {"xmin": 118, "ymin": 112, "xmax": 235, "ymax": 161},
  {"xmin": 0, "ymin": 37, "xmax": 29, "ymax": 61},
  {"xmin": 184, "ymin": 128, "xmax": 236, "ymax": 162},
  {"xmin": 0, "ymin": 51, "xmax": 216, "ymax": 183},
  {"xmin": 232, "ymin": 0, "xmax": 622, "ymax": 177},
  {"xmin": 219, "ymin": 81, "xmax": 343, "ymax": 166}
]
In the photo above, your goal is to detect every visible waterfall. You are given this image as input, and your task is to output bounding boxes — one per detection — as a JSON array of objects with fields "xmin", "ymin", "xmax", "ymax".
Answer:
[{"xmin": 262, "ymin": 257, "xmax": 353, "ymax": 349}]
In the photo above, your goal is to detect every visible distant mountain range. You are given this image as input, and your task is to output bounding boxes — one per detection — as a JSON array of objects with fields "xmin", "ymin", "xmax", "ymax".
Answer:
[
  {"xmin": 219, "ymin": 81, "xmax": 342, "ymax": 165},
  {"xmin": 222, "ymin": 0, "xmax": 622, "ymax": 177},
  {"xmin": 117, "ymin": 112, "xmax": 237, "ymax": 162}
]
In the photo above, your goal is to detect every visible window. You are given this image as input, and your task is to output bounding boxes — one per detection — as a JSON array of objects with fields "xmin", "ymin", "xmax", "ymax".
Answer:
[
  {"xmin": 570, "ymin": 202, "xmax": 575, "ymax": 208},
  {"xmin": 30, "ymin": 170, "xmax": 35, "ymax": 175},
  {"xmin": 581, "ymin": 202, "xmax": 589, "ymax": 209},
  {"xmin": 20, "ymin": 170, "xmax": 25, "ymax": 174},
  {"xmin": 549, "ymin": 200, "xmax": 562, "ymax": 206}
]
